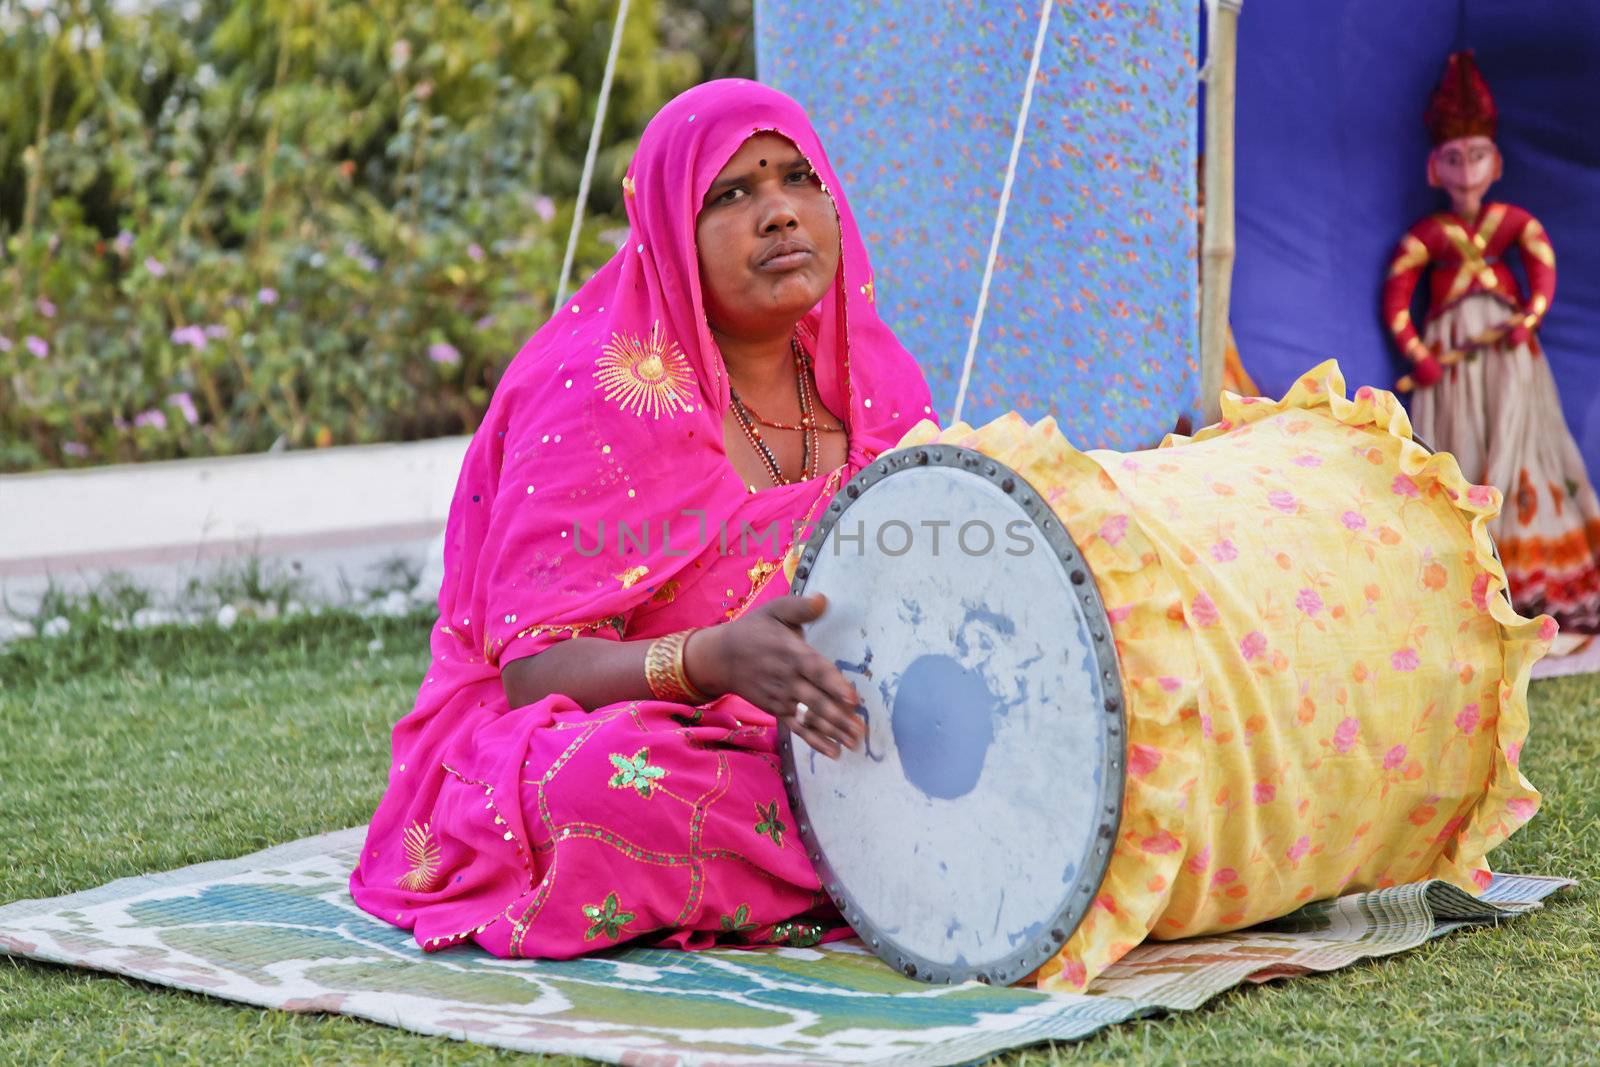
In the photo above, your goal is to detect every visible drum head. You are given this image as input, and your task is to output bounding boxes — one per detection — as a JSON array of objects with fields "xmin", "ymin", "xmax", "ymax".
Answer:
[{"xmin": 784, "ymin": 445, "xmax": 1125, "ymax": 985}]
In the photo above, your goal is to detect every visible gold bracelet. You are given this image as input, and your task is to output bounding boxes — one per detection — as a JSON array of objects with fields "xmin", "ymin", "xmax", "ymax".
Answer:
[{"xmin": 644, "ymin": 629, "xmax": 710, "ymax": 704}]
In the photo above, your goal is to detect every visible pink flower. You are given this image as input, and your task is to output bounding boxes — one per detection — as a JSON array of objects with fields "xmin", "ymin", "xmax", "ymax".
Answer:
[
  {"xmin": 63, "ymin": 441, "xmax": 89, "ymax": 458},
  {"xmin": 1139, "ymin": 830, "xmax": 1181, "ymax": 855},
  {"xmin": 1099, "ymin": 514, "xmax": 1129, "ymax": 546},
  {"xmin": 1332, "ymin": 716, "xmax": 1361, "ymax": 753},
  {"xmin": 1239, "ymin": 630, "xmax": 1268, "ymax": 661},
  {"xmin": 1210, "ymin": 539, "xmax": 1238, "ymax": 562},
  {"xmin": 1252, "ymin": 781, "xmax": 1276, "ymax": 804},
  {"xmin": 1268, "ymin": 490, "xmax": 1298, "ymax": 513},
  {"xmin": 1295, "ymin": 588, "xmax": 1323, "ymax": 616},
  {"xmin": 1391, "ymin": 647, "xmax": 1420, "ymax": 672},
  {"xmin": 1391, "ymin": 474, "xmax": 1420, "ymax": 498},
  {"xmin": 1341, "ymin": 510, "xmax": 1367, "ymax": 530},
  {"xmin": 1211, "ymin": 867, "xmax": 1238, "ymax": 886},
  {"xmin": 1293, "ymin": 453, "xmax": 1323, "ymax": 468},
  {"xmin": 167, "ymin": 392, "xmax": 199, "ymax": 426},
  {"xmin": 1128, "ymin": 744, "xmax": 1162, "ymax": 777},
  {"xmin": 144, "ymin": 256, "xmax": 167, "ymax": 277},
  {"xmin": 170, "ymin": 325, "xmax": 208, "ymax": 350},
  {"xmin": 474, "ymin": 313, "xmax": 497, "ymax": 330},
  {"xmin": 24, "ymin": 335, "xmax": 48, "ymax": 359},
  {"xmin": 114, "ymin": 230, "xmax": 134, "ymax": 255},
  {"xmin": 133, "ymin": 408, "xmax": 168, "ymax": 430},
  {"xmin": 428, "ymin": 342, "xmax": 461, "ymax": 365},
  {"xmin": 1190, "ymin": 591, "xmax": 1220, "ymax": 628},
  {"xmin": 0, "ymin": 335, "xmax": 11, "ymax": 353},
  {"xmin": 467, "ymin": 243, "xmax": 486, "ymax": 262},
  {"xmin": 1471, "ymin": 573, "xmax": 1491, "ymax": 612},
  {"xmin": 257, "ymin": 287, "xmax": 279, "ymax": 305},
  {"xmin": 1466, "ymin": 484, "xmax": 1495, "ymax": 508},
  {"xmin": 534, "ymin": 195, "xmax": 557, "ymax": 222},
  {"xmin": 1286, "ymin": 835, "xmax": 1312, "ymax": 864},
  {"xmin": 1383, "ymin": 744, "xmax": 1407, "ymax": 770},
  {"xmin": 1455, "ymin": 704, "xmax": 1480, "ymax": 735},
  {"xmin": 36, "ymin": 297, "xmax": 56, "ymax": 319},
  {"xmin": 1186, "ymin": 847, "xmax": 1211, "ymax": 875}
]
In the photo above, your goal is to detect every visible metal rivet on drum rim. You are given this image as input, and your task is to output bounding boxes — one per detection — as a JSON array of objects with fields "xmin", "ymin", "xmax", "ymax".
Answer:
[
  {"xmin": 984, "ymin": 463, "xmax": 997, "ymax": 476},
  {"xmin": 1001, "ymin": 477, "xmax": 1015, "ymax": 492},
  {"xmin": 1052, "ymin": 928, "xmax": 1067, "ymax": 942},
  {"xmin": 795, "ymin": 567, "xmax": 808, "ymax": 580},
  {"xmin": 916, "ymin": 451, "xmax": 929, "ymax": 465},
  {"xmin": 1070, "ymin": 570, "xmax": 1086, "ymax": 585},
  {"xmin": 904, "ymin": 964, "xmax": 918, "ymax": 978},
  {"xmin": 845, "ymin": 484, "xmax": 859, "ymax": 498},
  {"xmin": 1092, "ymin": 631, "xmax": 1104, "ymax": 641},
  {"xmin": 1104, "ymin": 697, "xmax": 1119, "ymax": 712},
  {"xmin": 810, "ymin": 852, "xmax": 821, "ymax": 862},
  {"xmin": 829, "ymin": 502, "xmax": 841, "ymax": 512},
  {"xmin": 1099, "ymin": 825, "xmax": 1113, "ymax": 838},
  {"xmin": 870, "ymin": 938, "xmax": 880, "ymax": 948},
  {"xmin": 976, "ymin": 974, "xmax": 991, "ymax": 985},
  {"xmin": 782, "ymin": 773, "xmax": 793, "ymax": 784}
]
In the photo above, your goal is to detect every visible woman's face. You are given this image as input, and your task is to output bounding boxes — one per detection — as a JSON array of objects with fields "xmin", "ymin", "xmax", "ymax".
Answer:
[{"xmin": 695, "ymin": 133, "xmax": 841, "ymax": 339}]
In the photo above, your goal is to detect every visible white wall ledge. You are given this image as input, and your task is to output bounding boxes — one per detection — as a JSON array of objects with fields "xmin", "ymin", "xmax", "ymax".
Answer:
[{"xmin": 0, "ymin": 436, "xmax": 470, "ymax": 578}]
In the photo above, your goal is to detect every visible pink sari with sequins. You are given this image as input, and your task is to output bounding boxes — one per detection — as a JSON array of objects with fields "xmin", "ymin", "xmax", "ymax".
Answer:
[{"xmin": 349, "ymin": 80, "xmax": 935, "ymax": 957}]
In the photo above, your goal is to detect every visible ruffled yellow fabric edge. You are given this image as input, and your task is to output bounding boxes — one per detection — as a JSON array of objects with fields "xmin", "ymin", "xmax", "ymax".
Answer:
[
  {"xmin": 893, "ymin": 413, "xmax": 1202, "ymax": 991},
  {"xmin": 1177, "ymin": 360, "xmax": 1550, "ymax": 886}
]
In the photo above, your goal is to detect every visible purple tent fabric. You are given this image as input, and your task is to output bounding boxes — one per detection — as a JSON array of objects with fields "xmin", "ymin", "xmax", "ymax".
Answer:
[{"xmin": 1230, "ymin": 0, "xmax": 1600, "ymax": 474}]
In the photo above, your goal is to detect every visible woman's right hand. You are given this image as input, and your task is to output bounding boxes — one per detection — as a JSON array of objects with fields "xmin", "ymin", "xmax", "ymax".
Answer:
[{"xmin": 687, "ymin": 593, "xmax": 865, "ymax": 759}]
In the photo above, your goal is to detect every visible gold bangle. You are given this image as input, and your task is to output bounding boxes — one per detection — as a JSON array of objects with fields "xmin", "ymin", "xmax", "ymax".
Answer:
[{"xmin": 644, "ymin": 629, "xmax": 710, "ymax": 704}]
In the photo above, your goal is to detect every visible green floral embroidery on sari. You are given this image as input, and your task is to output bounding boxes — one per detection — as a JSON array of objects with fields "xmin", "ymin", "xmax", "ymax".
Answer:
[
  {"xmin": 754, "ymin": 801, "xmax": 786, "ymax": 847},
  {"xmin": 769, "ymin": 921, "xmax": 825, "ymax": 948},
  {"xmin": 719, "ymin": 903, "xmax": 758, "ymax": 938},
  {"xmin": 608, "ymin": 748, "xmax": 666, "ymax": 798},
  {"xmin": 581, "ymin": 891, "xmax": 635, "ymax": 941}
]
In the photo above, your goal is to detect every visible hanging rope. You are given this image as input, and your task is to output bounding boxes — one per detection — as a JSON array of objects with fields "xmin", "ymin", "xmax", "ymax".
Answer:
[
  {"xmin": 949, "ymin": 0, "xmax": 1055, "ymax": 426},
  {"xmin": 553, "ymin": 0, "xmax": 632, "ymax": 313}
]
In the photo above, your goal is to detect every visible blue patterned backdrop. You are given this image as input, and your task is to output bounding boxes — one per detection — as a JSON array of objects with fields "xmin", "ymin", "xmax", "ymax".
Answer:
[{"xmin": 756, "ymin": 2, "xmax": 1198, "ymax": 450}]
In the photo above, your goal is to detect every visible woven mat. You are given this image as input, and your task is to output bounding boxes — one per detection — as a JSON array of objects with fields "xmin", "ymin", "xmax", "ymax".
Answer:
[{"xmin": 0, "ymin": 829, "xmax": 1571, "ymax": 1066}]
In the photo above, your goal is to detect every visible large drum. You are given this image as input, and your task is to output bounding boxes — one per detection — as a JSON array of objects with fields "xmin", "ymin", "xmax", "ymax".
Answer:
[{"xmin": 784, "ymin": 362, "xmax": 1548, "ymax": 991}]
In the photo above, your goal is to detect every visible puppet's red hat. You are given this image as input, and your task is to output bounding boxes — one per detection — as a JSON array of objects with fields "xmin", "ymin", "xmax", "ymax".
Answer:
[{"xmin": 1425, "ymin": 51, "xmax": 1498, "ymax": 145}]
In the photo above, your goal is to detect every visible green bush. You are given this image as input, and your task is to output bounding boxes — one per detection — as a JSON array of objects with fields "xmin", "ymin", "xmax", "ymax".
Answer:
[{"xmin": 0, "ymin": 0, "xmax": 754, "ymax": 472}]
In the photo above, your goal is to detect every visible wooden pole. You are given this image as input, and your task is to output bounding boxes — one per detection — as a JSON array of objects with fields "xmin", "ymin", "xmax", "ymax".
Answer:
[{"xmin": 1200, "ymin": 0, "xmax": 1241, "ymax": 425}]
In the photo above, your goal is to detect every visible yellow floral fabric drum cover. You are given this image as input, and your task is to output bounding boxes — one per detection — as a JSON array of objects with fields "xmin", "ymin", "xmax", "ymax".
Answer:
[{"xmin": 894, "ymin": 361, "xmax": 1549, "ymax": 991}]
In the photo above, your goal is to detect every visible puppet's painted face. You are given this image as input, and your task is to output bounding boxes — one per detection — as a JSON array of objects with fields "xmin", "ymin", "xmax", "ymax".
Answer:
[{"xmin": 1428, "ymin": 135, "xmax": 1501, "ymax": 212}]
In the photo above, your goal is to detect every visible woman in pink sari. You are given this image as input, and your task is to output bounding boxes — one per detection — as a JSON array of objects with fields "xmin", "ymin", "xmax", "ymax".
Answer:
[{"xmin": 350, "ymin": 79, "xmax": 935, "ymax": 957}]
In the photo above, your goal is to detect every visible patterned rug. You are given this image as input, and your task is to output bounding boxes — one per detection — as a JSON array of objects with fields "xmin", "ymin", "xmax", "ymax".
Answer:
[{"xmin": 0, "ymin": 829, "xmax": 1571, "ymax": 1066}]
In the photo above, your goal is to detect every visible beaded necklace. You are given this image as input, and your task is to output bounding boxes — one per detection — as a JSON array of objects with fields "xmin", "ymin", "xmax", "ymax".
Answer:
[{"xmin": 729, "ymin": 335, "xmax": 829, "ymax": 487}]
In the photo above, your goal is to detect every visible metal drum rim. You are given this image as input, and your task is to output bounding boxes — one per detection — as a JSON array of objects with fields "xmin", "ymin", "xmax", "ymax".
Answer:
[{"xmin": 780, "ymin": 444, "xmax": 1128, "ymax": 986}]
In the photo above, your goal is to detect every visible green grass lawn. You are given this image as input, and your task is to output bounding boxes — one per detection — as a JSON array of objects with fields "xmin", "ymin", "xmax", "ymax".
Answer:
[{"xmin": 1, "ymin": 615, "xmax": 1596, "ymax": 1064}]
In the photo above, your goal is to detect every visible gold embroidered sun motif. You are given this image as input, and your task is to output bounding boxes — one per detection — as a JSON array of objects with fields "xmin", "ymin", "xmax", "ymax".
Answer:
[
  {"xmin": 595, "ymin": 322, "xmax": 696, "ymax": 420},
  {"xmin": 398, "ymin": 821, "xmax": 443, "ymax": 892},
  {"xmin": 595, "ymin": 326, "xmax": 694, "ymax": 422}
]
